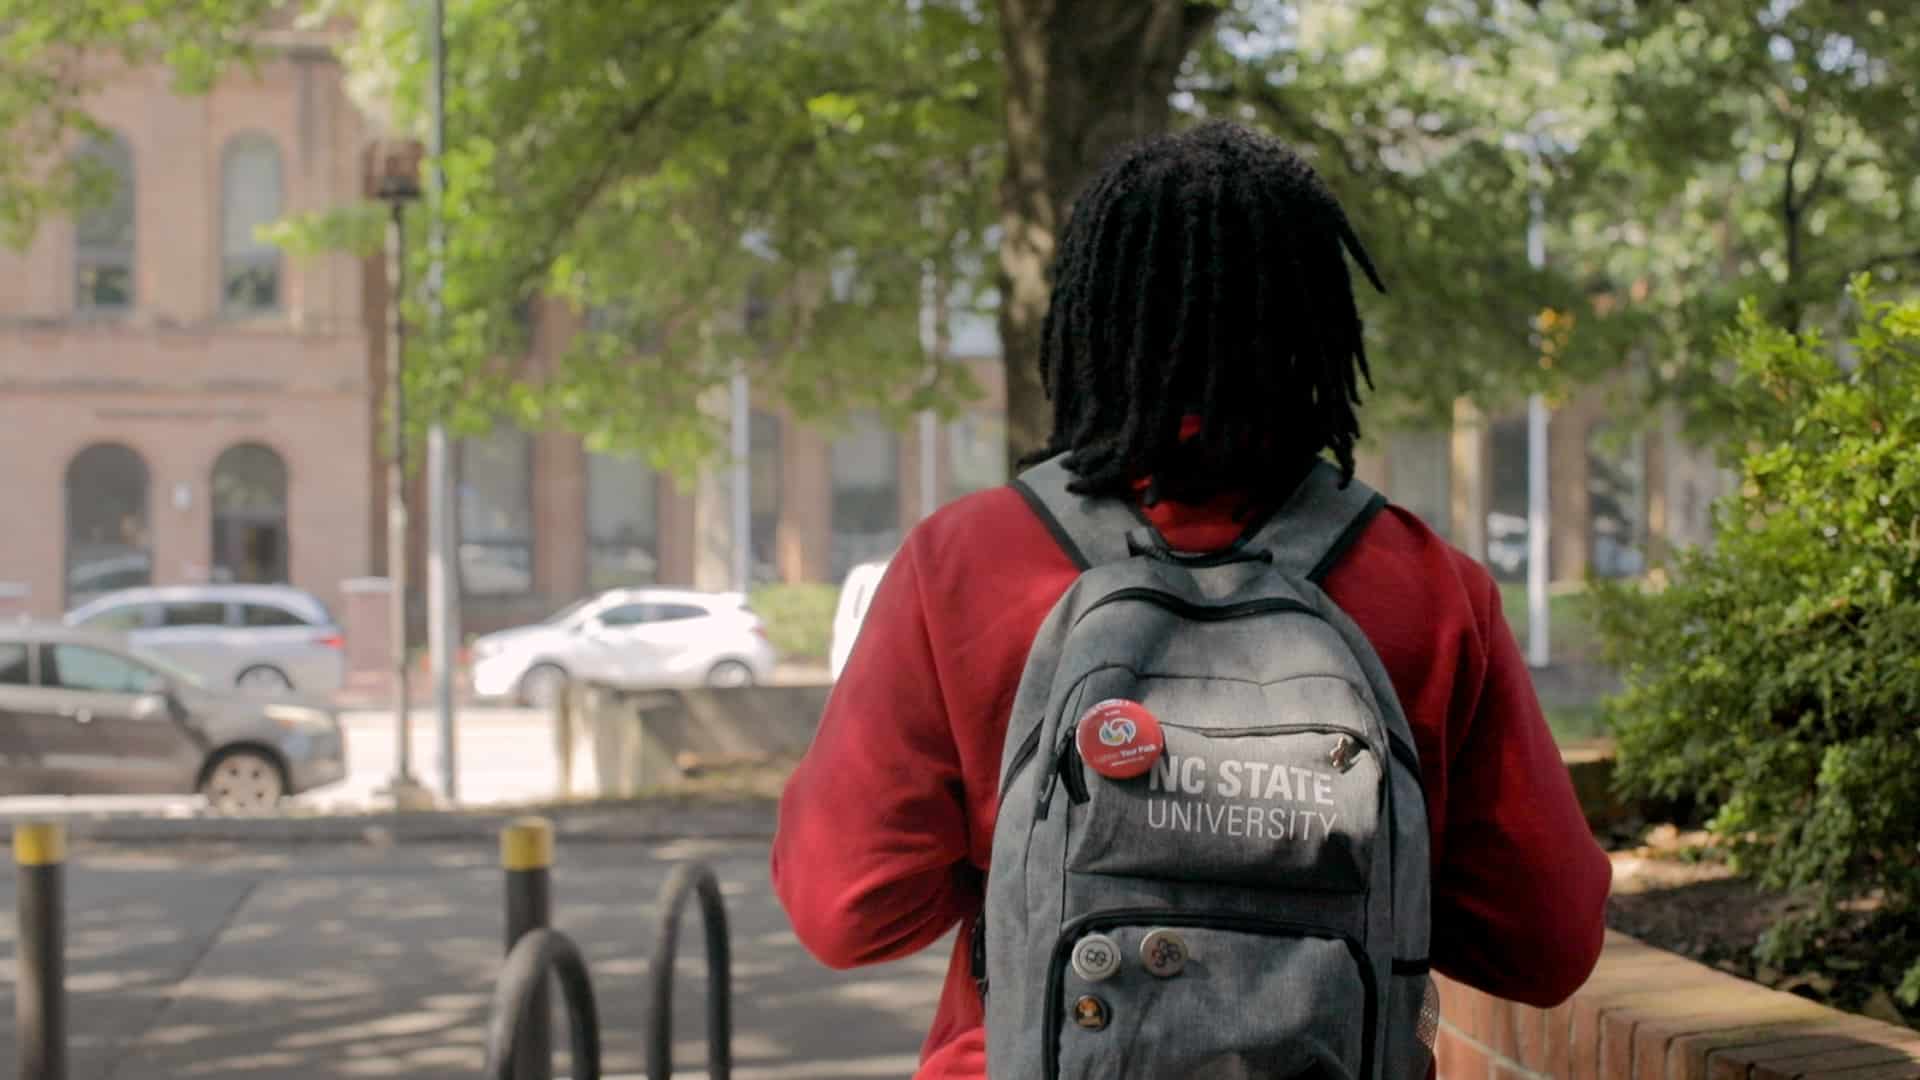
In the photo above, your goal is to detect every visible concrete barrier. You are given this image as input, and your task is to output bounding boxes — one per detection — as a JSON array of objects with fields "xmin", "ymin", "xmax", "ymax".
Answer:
[{"xmin": 573, "ymin": 682, "xmax": 830, "ymax": 798}]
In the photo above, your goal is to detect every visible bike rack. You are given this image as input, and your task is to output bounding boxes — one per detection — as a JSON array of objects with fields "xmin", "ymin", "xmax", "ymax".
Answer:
[
  {"xmin": 646, "ymin": 863, "xmax": 733, "ymax": 1080},
  {"xmin": 481, "ymin": 854, "xmax": 734, "ymax": 1080},
  {"xmin": 484, "ymin": 928, "xmax": 603, "ymax": 1080}
]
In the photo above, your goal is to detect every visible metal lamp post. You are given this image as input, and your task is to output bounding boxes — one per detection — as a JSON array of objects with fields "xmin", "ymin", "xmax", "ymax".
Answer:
[
  {"xmin": 1524, "ymin": 118, "xmax": 1553, "ymax": 671},
  {"xmin": 374, "ymin": 140, "xmax": 431, "ymax": 807}
]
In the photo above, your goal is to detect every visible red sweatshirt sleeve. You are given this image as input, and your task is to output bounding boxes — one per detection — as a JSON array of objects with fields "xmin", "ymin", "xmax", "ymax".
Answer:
[
  {"xmin": 1429, "ymin": 567, "xmax": 1612, "ymax": 1007},
  {"xmin": 771, "ymin": 534, "xmax": 978, "ymax": 971}
]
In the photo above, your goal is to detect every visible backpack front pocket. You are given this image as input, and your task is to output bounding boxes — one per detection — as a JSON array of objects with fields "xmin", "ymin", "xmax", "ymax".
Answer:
[
  {"xmin": 1047, "ymin": 913, "xmax": 1374, "ymax": 1080},
  {"xmin": 1063, "ymin": 679, "xmax": 1381, "ymax": 892}
]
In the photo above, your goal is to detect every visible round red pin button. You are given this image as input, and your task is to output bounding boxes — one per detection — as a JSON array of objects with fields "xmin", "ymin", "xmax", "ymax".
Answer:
[{"xmin": 1075, "ymin": 699, "xmax": 1165, "ymax": 780}]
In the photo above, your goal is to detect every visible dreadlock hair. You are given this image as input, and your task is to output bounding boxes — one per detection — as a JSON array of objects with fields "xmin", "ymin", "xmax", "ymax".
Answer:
[{"xmin": 1024, "ymin": 119, "xmax": 1388, "ymax": 509}]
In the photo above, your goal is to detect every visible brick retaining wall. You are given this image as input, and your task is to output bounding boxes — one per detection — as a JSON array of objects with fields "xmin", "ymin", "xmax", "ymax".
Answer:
[{"xmin": 1436, "ymin": 931, "xmax": 1920, "ymax": 1079}]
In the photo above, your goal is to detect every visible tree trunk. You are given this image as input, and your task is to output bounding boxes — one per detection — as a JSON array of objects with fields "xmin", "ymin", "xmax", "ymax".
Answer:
[{"xmin": 995, "ymin": 0, "xmax": 1222, "ymax": 472}]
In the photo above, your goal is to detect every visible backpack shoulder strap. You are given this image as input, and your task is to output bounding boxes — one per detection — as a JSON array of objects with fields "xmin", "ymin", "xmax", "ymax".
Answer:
[
  {"xmin": 1244, "ymin": 459, "xmax": 1391, "ymax": 584},
  {"xmin": 1009, "ymin": 453, "xmax": 1145, "ymax": 570}
]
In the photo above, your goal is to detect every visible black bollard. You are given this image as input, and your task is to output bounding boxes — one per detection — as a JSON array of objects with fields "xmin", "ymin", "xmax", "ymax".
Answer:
[
  {"xmin": 503, "ymin": 817, "xmax": 554, "ymax": 1080},
  {"xmin": 15, "ymin": 822, "xmax": 66, "ymax": 1080}
]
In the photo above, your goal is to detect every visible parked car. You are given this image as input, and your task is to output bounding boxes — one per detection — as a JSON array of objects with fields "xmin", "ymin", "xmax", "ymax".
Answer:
[
  {"xmin": 63, "ymin": 585, "xmax": 347, "ymax": 696},
  {"xmin": 0, "ymin": 625, "xmax": 347, "ymax": 811},
  {"xmin": 1485, "ymin": 511, "xmax": 1530, "ymax": 579},
  {"xmin": 829, "ymin": 560, "xmax": 891, "ymax": 682},
  {"xmin": 469, "ymin": 588, "xmax": 778, "ymax": 707}
]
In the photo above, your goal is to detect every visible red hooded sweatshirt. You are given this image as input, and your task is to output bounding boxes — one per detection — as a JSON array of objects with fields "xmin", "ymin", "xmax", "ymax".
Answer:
[{"xmin": 771, "ymin": 473, "xmax": 1611, "ymax": 1078}]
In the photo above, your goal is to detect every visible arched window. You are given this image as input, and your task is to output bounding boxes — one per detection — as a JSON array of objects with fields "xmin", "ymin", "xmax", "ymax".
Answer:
[
  {"xmin": 459, "ymin": 428, "xmax": 535, "ymax": 596},
  {"xmin": 586, "ymin": 451, "xmax": 659, "ymax": 590},
  {"xmin": 749, "ymin": 411, "xmax": 783, "ymax": 583},
  {"xmin": 66, "ymin": 444, "xmax": 151, "ymax": 606},
  {"xmin": 74, "ymin": 133, "xmax": 135, "ymax": 313},
  {"xmin": 221, "ymin": 135, "xmax": 283, "ymax": 313},
  {"xmin": 1588, "ymin": 425, "xmax": 1647, "ymax": 579},
  {"xmin": 830, "ymin": 413, "xmax": 901, "ymax": 580},
  {"xmin": 211, "ymin": 444, "xmax": 289, "ymax": 584}
]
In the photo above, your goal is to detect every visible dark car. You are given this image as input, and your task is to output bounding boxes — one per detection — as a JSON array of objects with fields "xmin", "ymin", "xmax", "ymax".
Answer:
[{"xmin": 0, "ymin": 625, "xmax": 347, "ymax": 811}]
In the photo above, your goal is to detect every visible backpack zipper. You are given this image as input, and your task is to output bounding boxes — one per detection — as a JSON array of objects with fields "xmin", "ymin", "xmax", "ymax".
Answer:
[
  {"xmin": 1056, "ymin": 737, "xmax": 1090, "ymax": 808},
  {"xmin": 1073, "ymin": 588, "xmax": 1322, "ymax": 630},
  {"xmin": 1044, "ymin": 909, "xmax": 1377, "ymax": 1080},
  {"xmin": 1004, "ymin": 589, "xmax": 1419, "ymax": 818},
  {"xmin": 1029, "ymin": 594, "xmax": 1340, "ymax": 821},
  {"xmin": 1159, "ymin": 720, "xmax": 1379, "ymax": 773}
]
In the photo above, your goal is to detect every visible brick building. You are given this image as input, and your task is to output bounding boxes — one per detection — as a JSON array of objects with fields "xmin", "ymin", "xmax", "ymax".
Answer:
[
  {"xmin": 0, "ymin": 37, "xmax": 376, "ymax": 622},
  {"xmin": 0, "ymin": 36, "xmax": 1732, "ymax": 640}
]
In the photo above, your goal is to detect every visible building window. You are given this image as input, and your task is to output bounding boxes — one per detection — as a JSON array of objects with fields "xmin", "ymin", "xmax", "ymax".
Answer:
[
  {"xmin": 586, "ymin": 452, "xmax": 659, "ymax": 590},
  {"xmin": 459, "ymin": 428, "xmax": 535, "ymax": 596},
  {"xmin": 1485, "ymin": 416, "xmax": 1531, "ymax": 583},
  {"xmin": 74, "ymin": 133, "xmax": 135, "ymax": 313},
  {"xmin": 65, "ymin": 443, "xmax": 151, "ymax": 607},
  {"xmin": 1588, "ymin": 425, "xmax": 1648, "ymax": 579},
  {"xmin": 1385, "ymin": 428, "xmax": 1451, "ymax": 540},
  {"xmin": 948, "ymin": 411, "xmax": 1007, "ymax": 500},
  {"xmin": 220, "ymin": 135, "xmax": 284, "ymax": 313},
  {"xmin": 830, "ymin": 413, "xmax": 901, "ymax": 581},
  {"xmin": 211, "ymin": 443, "xmax": 289, "ymax": 584},
  {"xmin": 750, "ymin": 411, "xmax": 783, "ymax": 583}
]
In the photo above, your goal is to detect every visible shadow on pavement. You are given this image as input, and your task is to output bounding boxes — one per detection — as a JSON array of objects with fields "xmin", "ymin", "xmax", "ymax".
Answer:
[{"xmin": 0, "ymin": 840, "xmax": 939, "ymax": 1079}]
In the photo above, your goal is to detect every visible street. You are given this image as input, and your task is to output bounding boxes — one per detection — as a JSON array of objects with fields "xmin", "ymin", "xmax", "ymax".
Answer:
[
  {"xmin": 0, "ymin": 839, "xmax": 945, "ymax": 1079},
  {"xmin": 0, "ymin": 707, "xmax": 582, "ymax": 818}
]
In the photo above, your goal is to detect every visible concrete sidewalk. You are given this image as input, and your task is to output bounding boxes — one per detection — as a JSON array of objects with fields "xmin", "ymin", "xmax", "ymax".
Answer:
[{"xmin": 0, "ymin": 837, "xmax": 942, "ymax": 1079}]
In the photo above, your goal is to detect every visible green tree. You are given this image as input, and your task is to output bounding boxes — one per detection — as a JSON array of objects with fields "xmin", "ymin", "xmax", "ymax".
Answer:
[
  {"xmin": 1590, "ymin": 278, "xmax": 1920, "ymax": 1004},
  {"xmin": 34, "ymin": 0, "xmax": 1898, "ymax": 474},
  {"xmin": 308, "ymin": 0, "xmax": 1631, "ymax": 464},
  {"xmin": 1562, "ymin": 0, "xmax": 1920, "ymax": 440},
  {"xmin": 1188, "ymin": 1, "xmax": 1642, "ymax": 426}
]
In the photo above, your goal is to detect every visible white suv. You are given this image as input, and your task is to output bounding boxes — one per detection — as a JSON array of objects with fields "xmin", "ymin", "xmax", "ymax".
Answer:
[
  {"xmin": 469, "ymin": 588, "xmax": 779, "ymax": 707},
  {"xmin": 829, "ymin": 560, "xmax": 891, "ymax": 682}
]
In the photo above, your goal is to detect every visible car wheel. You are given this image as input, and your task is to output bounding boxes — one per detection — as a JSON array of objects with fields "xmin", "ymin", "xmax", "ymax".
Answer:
[
  {"xmin": 200, "ymin": 750, "xmax": 287, "ymax": 814},
  {"xmin": 235, "ymin": 665, "xmax": 293, "ymax": 693},
  {"xmin": 519, "ymin": 664, "xmax": 570, "ymax": 709},
  {"xmin": 706, "ymin": 660, "xmax": 756, "ymax": 688}
]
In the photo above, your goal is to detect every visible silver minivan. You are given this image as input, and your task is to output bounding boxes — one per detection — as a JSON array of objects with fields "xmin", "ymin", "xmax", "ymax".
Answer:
[{"xmin": 64, "ymin": 585, "xmax": 347, "ymax": 695}]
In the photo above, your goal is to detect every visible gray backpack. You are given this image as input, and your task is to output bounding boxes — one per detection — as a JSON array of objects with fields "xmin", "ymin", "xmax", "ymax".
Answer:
[{"xmin": 976, "ymin": 454, "xmax": 1437, "ymax": 1079}]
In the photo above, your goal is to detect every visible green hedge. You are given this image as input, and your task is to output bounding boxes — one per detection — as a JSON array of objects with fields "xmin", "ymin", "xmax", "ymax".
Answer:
[
  {"xmin": 748, "ymin": 584, "xmax": 841, "ymax": 662},
  {"xmin": 1589, "ymin": 280, "xmax": 1920, "ymax": 1001}
]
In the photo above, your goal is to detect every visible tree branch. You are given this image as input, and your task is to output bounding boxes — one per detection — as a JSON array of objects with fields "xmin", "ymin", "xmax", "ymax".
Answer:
[
  {"xmin": 507, "ymin": 6, "xmax": 734, "ymax": 304},
  {"xmin": 1180, "ymin": 2, "xmax": 1226, "ymax": 53}
]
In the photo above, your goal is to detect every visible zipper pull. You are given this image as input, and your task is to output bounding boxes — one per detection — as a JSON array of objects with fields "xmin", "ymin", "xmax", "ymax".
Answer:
[
  {"xmin": 1328, "ymin": 735, "xmax": 1361, "ymax": 773},
  {"xmin": 1060, "ymin": 740, "xmax": 1091, "ymax": 805},
  {"xmin": 1036, "ymin": 753, "xmax": 1061, "ymax": 819}
]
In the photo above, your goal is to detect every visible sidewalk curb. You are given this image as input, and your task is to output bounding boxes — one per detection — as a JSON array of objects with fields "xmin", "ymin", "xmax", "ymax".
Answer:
[{"xmin": 0, "ymin": 799, "xmax": 780, "ymax": 848}]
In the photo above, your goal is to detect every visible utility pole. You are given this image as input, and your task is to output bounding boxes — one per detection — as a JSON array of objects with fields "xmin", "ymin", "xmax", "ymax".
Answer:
[
  {"xmin": 730, "ymin": 364, "xmax": 751, "ymax": 592},
  {"xmin": 1525, "ymin": 126, "xmax": 1552, "ymax": 670},
  {"xmin": 426, "ymin": 0, "xmax": 460, "ymax": 802},
  {"xmin": 376, "ymin": 153, "xmax": 423, "ymax": 803},
  {"xmin": 917, "ymin": 254, "xmax": 941, "ymax": 522}
]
